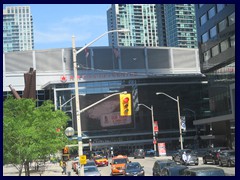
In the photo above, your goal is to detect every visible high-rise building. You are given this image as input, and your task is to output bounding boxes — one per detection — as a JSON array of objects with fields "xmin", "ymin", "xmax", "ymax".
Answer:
[
  {"xmin": 156, "ymin": 4, "xmax": 198, "ymax": 48},
  {"xmin": 107, "ymin": 4, "xmax": 158, "ymax": 47},
  {"xmin": 194, "ymin": 4, "xmax": 235, "ymax": 148},
  {"xmin": 3, "ymin": 6, "xmax": 34, "ymax": 52}
]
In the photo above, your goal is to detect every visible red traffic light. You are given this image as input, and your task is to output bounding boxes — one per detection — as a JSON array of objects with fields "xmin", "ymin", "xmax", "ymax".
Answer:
[{"xmin": 123, "ymin": 97, "xmax": 129, "ymax": 103}]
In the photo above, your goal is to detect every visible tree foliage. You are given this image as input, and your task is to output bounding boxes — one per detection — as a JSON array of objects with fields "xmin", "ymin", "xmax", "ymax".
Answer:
[{"xmin": 3, "ymin": 97, "xmax": 69, "ymax": 175}]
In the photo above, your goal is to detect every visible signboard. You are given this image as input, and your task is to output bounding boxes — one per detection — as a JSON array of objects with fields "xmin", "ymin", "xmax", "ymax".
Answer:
[
  {"xmin": 80, "ymin": 155, "xmax": 87, "ymax": 165},
  {"xmin": 158, "ymin": 142, "xmax": 166, "ymax": 156},
  {"xmin": 154, "ymin": 121, "xmax": 158, "ymax": 132}
]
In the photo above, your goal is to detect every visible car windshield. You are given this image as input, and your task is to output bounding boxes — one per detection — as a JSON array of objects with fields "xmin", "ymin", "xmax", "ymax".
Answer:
[
  {"xmin": 126, "ymin": 163, "xmax": 141, "ymax": 170},
  {"xmin": 86, "ymin": 161, "xmax": 95, "ymax": 166},
  {"xmin": 84, "ymin": 167, "xmax": 98, "ymax": 172},
  {"xmin": 113, "ymin": 158, "xmax": 127, "ymax": 164},
  {"xmin": 196, "ymin": 171, "xmax": 225, "ymax": 176},
  {"xmin": 95, "ymin": 156, "xmax": 104, "ymax": 160}
]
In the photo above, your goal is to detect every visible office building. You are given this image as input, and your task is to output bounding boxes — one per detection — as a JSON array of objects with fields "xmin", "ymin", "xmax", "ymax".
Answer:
[
  {"xmin": 194, "ymin": 4, "xmax": 235, "ymax": 148},
  {"xmin": 3, "ymin": 6, "xmax": 34, "ymax": 52},
  {"xmin": 107, "ymin": 4, "xmax": 158, "ymax": 47},
  {"xmin": 4, "ymin": 46, "xmax": 209, "ymax": 152},
  {"xmin": 156, "ymin": 4, "xmax": 198, "ymax": 48}
]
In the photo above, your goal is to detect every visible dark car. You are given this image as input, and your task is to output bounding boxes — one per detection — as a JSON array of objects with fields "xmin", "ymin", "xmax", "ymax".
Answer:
[
  {"xmin": 145, "ymin": 149, "xmax": 155, "ymax": 156},
  {"xmin": 160, "ymin": 165, "xmax": 188, "ymax": 176},
  {"xmin": 202, "ymin": 147, "xmax": 230, "ymax": 165},
  {"xmin": 183, "ymin": 167, "xmax": 225, "ymax": 176},
  {"xmin": 124, "ymin": 162, "xmax": 145, "ymax": 176},
  {"xmin": 172, "ymin": 149, "xmax": 198, "ymax": 165},
  {"xmin": 133, "ymin": 149, "xmax": 145, "ymax": 159},
  {"xmin": 152, "ymin": 160, "xmax": 177, "ymax": 176},
  {"xmin": 218, "ymin": 150, "xmax": 235, "ymax": 167}
]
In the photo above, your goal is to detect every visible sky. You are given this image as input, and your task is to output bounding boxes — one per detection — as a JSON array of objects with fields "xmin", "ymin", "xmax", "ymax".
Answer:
[{"xmin": 4, "ymin": 4, "xmax": 111, "ymax": 50}]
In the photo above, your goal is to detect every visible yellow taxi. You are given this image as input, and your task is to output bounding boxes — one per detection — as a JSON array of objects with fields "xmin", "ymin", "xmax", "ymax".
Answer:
[
  {"xmin": 93, "ymin": 155, "xmax": 108, "ymax": 167},
  {"xmin": 110, "ymin": 155, "xmax": 131, "ymax": 176}
]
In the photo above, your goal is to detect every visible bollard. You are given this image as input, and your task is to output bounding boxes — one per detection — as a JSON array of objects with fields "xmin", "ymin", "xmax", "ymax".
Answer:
[{"xmin": 67, "ymin": 171, "xmax": 71, "ymax": 176}]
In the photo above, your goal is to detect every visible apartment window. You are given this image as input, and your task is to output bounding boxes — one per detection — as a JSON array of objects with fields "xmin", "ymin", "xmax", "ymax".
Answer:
[
  {"xmin": 200, "ymin": 14, "xmax": 207, "ymax": 26},
  {"xmin": 218, "ymin": 18, "xmax": 227, "ymax": 32},
  {"xmin": 228, "ymin": 12, "xmax": 235, "ymax": 26},
  {"xmin": 211, "ymin": 44, "xmax": 220, "ymax": 57},
  {"xmin": 203, "ymin": 50, "xmax": 211, "ymax": 61},
  {"xmin": 217, "ymin": 4, "xmax": 225, "ymax": 12},
  {"xmin": 208, "ymin": 7, "xmax": 217, "ymax": 20},
  {"xmin": 210, "ymin": 26, "xmax": 217, "ymax": 38},
  {"xmin": 202, "ymin": 32, "xmax": 209, "ymax": 43},
  {"xmin": 220, "ymin": 39, "xmax": 229, "ymax": 52}
]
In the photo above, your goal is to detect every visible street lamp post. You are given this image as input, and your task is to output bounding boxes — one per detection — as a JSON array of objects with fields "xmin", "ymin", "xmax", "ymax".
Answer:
[
  {"xmin": 156, "ymin": 92, "xmax": 183, "ymax": 150},
  {"xmin": 72, "ymin": 29, "xmax": 129, "ymax": 176},
  {"xmin": 138, "ymin": 104, "xmax": 157, "ymax": 157}
]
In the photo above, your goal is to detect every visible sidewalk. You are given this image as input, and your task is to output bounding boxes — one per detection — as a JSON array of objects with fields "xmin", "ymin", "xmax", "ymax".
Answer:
[{"xmin": 3, "ymin": 161, "xmax": 77, "ymax": 176}]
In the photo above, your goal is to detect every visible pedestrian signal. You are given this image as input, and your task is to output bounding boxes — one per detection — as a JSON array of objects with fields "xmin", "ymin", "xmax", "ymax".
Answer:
[{"xmin": 119, "ymin": 93, "xmax": 132, "ymax": 116}]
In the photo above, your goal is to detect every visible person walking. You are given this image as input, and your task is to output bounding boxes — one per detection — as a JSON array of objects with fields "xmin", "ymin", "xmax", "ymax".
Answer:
[
  {"xmin": 182, "ymin": 151, "xmax": 187, "ymax": 165},
  {"xmin": 61, "ymin": 161, "xmax": 67, "ymax": 175}
]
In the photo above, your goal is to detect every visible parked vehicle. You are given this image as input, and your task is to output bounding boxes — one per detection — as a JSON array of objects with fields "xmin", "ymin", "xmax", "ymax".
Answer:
[
  {"xmin": 172, "ymin": 149, "xmax": 198, "ymax": 165},
  {"xmin": 124, "ymin": 162, "xmax": 145, "ymax": 176},
  {"xmin": 110, "ymin": 155, "xmax": 131, "ymax": 176},
  {"xmin": 84, "ymin": 166, "xmax": 101, "ymax": 176},
  {"xmin": 145, "ymin": 149, "xmax": 155, "ymax": 156},
  {"xmin": 183, "ymin": 167, "xmax": 225, "ymax": 176},
  {"xmin": 133, "ymin": 149, "xmax": 145, "ymax": 159},
  {"xmin": 152, "ymin": 160, "xmax": 177, "ymax": 176},
  {"xmin": 218, "ymin": 150, "xmax": 235, "ymax": 167},
  {"xmin": 202, "ymin": 147, "xmax": 230, "ymax": 165},
  {"xmin": 160, "ymin": 165, "xmax": 188, "ymax": 176}
]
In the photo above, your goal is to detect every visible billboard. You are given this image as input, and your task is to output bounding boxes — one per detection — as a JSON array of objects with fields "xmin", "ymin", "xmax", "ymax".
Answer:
[{"xmin": 72, "ymin": 93, "xmax": 134, "ymax": 132}]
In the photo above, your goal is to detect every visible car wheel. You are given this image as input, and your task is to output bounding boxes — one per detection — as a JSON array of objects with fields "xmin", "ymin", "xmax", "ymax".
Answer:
[
  {"xmin": 227, "ymin": 161, "xmax": 231, "ymax": 167},
  {"xmin": 203, "ymin": 158, "xmax": 207, "ymax": 164}
]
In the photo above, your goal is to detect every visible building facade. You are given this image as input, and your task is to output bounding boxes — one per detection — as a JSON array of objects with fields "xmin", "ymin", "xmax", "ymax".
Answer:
[
  {"xmin": 194, "ymin": 4, "xmax": 235, "ymax": 149},
  {"xmin": 107, "ymin": 4, "xmax": 158, "ymax": 47},
  {"xmin": 156, "ymin": 4, "xmax": 198, "ymax": 48},
  {"xmin": 107, "ymin": 4, "xmax": 197, "ymax": 49},
  {"xmin": 3, "ymin": 6, "xmax": 34, "ymax": 52},
  {"xmin": 4, "ymin": 46, "xmax": 211, "ymax": 153}
]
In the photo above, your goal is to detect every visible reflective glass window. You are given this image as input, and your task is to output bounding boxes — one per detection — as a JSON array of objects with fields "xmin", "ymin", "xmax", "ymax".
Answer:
[
  {"xmin": 202, "ymin": 32, "xmax": 209, "ymax": 43},
  {"xmin": 228, "ymin": 12, "xmax": 235, "ymax": 26},
  {"xmin": 217, "ymin": 4, "xmax": 225, "ymax": 12},
  {"xmin": 230, "ymin": 35, "xmax": 235, "ymax": 47},
  {"xmin": 218, "ymin": 19, "xmax": 227, "ymax": 32},
  {"xmin": 210, "ymin": 26, "xmax": 217, "ymax": 38},
  {"xmin": 211, "ymin": 44, "xmax": 220, "ymax": 57},
  {"xmin": 208, "ymin": 6, "xmax": 216, "ymax": 19},
  {"xmin": 200, "ymin": 14, "xmax": 207, "ymax": 26},
  {"xmin": 203, "ymin": 50, "xmax": 211, "ymax": 61},
  {"xmin": 220, "ymin": 39, "xmax": 229, "ymax": 52}
]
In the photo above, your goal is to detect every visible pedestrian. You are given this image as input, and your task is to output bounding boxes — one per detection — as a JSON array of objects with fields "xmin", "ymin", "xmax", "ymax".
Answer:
[
  {"xmin": 62, "ymin": 161, "xmax": 67, "ymax": 175},
  {"xmin": 182, "ymin": 151, "xmax": 187, "ymax": 164}
]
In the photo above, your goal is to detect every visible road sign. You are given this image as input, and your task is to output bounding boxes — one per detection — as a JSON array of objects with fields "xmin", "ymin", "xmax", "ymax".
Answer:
[{"xmin": 80, "ymin": 155, "xmax": 87, "ymax": 165}]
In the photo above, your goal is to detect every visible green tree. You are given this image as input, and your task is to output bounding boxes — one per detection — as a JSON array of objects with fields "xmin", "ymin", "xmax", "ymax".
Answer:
[{"xmin": 3, "ymin": 97, "xmax": 69, "ymax": 176}]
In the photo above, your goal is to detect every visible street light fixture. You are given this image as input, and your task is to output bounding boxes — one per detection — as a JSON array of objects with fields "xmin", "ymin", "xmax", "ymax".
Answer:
[
  {"xmin": 72, "ymin": 29, "xmax": 129, "ymax": 176},
  {"xmin": 138, "ymin": 103, "xmax": 157, "ymax": 157},
  {"xmin": 156, "ymin": 92, "xmax": 183, "ymax": 150}
]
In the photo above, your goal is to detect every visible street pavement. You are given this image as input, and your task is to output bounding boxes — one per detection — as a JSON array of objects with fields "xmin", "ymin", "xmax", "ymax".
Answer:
[{"xmin": 3, "ymin": 161, "xmax": 78, "ymax": 176}]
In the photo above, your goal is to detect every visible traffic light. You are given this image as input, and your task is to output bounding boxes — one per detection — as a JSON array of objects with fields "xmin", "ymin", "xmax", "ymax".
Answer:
[{"xmin": 119, "ymin": 93, "xmax": 132, "ymax": 116}]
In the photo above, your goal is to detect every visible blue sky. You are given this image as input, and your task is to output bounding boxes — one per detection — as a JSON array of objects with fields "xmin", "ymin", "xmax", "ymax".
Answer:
[{"xmin": 4, "ymin": 4, "xmax": 111, "ymax": 50}]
